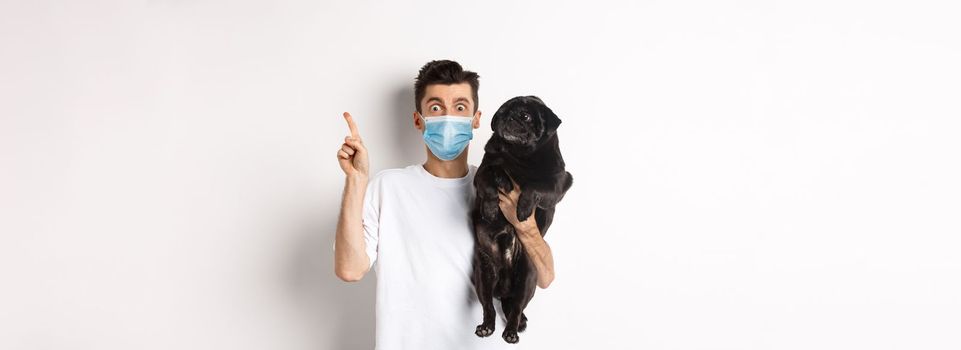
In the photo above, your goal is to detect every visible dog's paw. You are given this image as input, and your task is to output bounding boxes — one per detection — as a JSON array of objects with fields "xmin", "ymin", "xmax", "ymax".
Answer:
[
  {"xmin": 475, "ymin": 323, "xmax": 495, "ymax": 337},
  {"xmin": 516, "ymin": 192, "xmax": 537, "ymax": 222},
  {"xmin": 518, "ymin": 313, "xmax": 528, "ymax": 333},
  {"xmin": 502, "ymin": 329, "xmax": 520, "ymax": 343}
]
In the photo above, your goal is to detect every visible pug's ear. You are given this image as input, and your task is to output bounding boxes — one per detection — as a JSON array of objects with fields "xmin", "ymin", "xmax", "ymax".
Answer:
[
  {"xmin": 491, "ymin": 102, "xmax": 510, "ymax": 131},
  {"xmin": 542, "ymin": 106, "xmax": 562, "ymax": 137}
]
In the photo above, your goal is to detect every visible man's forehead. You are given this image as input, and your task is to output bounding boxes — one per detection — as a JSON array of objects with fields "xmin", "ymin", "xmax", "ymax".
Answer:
[{"xmin": 423, "ymin": 83, "xmax": 473, "ymax": 103}]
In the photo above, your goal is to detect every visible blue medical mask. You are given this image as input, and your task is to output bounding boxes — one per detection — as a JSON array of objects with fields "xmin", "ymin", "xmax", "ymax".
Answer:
[{"xmin": 418, "ymin": 112, "xmax": 474, "ymax": 161}]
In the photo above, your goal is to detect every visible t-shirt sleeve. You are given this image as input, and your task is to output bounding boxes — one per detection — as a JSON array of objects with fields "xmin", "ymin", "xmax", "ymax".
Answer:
[{"xmin": 360, "ymin": 173, "xmax": 381, "ymax": 270}]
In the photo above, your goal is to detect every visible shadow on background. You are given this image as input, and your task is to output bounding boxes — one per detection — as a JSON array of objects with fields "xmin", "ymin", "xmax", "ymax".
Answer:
[
  {"xmin": 283, "ymin": 81, "xmax": 423, "ymax": 349},
  {"xmin": 384, "ymin": 82, "xmax": 425, "ymax": 170}
]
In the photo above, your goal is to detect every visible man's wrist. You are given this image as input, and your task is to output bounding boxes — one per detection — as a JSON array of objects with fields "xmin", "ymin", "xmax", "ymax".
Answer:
[
  {"xmin": 515, "ymin": 221, "xmax": 539, "ymax": 237},
  {"xmin": 346, "ymin": 173, "xmax": 369, "ymax": 184},
  {"xmin": 345, "ymin": 174, "xmax": 369, "ymax": 197}
]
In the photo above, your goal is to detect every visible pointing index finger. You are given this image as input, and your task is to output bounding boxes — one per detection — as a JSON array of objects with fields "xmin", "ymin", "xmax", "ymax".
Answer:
[{"xmin": 343, "ymin": 112, "xmax": 360, "ymax": 138}]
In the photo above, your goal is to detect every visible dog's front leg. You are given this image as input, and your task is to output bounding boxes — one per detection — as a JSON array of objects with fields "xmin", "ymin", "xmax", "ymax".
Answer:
[
  {"xmin": 515, "ymin": 189, "xmax": 539, "ymax": 223},
  {"xmin": 493, "ymin": 168, "xmax": 514, "ymax": 193},
  {"xmin": 477, "ymin": 166, "xmax": 507, "ymax": 222}
]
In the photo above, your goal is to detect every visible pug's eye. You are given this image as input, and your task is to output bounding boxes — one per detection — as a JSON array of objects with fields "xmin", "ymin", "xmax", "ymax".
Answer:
[{"xmin": 522, "ymin": 114, "xmax": 531, "ymax": 122}]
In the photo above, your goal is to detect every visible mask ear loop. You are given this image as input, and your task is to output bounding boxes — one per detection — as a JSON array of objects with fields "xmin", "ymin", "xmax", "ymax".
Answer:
[{"xmin": 418, "ymin": 112, "xmax": 428, "ymax": 131}]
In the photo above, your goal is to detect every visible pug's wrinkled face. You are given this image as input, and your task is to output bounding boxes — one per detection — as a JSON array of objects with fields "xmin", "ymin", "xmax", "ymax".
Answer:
[{"xmin": 491, "ymin": 96, "xmax": 562, "ymax": 150}]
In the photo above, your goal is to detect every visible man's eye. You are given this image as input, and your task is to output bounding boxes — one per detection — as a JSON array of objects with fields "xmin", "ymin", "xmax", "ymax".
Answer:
[
  {"xmin": 456, "ymin": 105, "xmax": 465, "ymax": 111},
  {"xmin": 431, "ymin": 105, "xmax": 441, "ymax": 111}
]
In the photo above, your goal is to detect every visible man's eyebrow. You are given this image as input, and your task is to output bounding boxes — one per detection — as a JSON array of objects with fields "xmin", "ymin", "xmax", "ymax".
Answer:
[{"xmin": 425, "ymin": 96, "xmax": 472, "ymax": 105}]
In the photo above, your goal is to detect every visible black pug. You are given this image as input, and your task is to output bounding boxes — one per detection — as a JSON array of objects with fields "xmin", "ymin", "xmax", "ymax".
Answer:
[{"xmin": 470, "ymin": 95, "xmax": 573, "ymax": 344}]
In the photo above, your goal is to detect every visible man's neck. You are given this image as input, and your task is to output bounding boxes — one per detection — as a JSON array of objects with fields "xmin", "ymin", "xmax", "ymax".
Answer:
[{"xmin": 422, "ymin": 155, "xmax": 469, "ymax": 179}]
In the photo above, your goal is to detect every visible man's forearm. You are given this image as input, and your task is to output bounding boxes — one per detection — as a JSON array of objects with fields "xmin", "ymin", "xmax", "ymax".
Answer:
[
  {"xmin": 515, "ymin": 223, "xmax": 555, "ymax": 289},
  {"xmin": 334, "ymin": 174, "xmax": 369, "ymax": 281}
]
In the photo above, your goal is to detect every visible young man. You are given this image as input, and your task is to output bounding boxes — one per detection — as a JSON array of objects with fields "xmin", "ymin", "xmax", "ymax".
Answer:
[{"xmin": 333, "ymin": 60, "xmax": 555, "ymax": 349}]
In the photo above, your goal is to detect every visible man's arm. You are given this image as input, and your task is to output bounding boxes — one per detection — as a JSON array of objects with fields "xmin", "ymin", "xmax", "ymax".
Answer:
[
  {"xmin": 334, "ymin": 173, "xmax": 371, "ymax": 282},
  {"xmin": 514, "ymin": 220, "xmax": 555, "ymax": 289},
  {"xmin": 497, "ymin": 177, "xmax": 556, "ymax": 289},
  {"xmin": 334, "ymin": 112, "xmax": 372, "ymax": 282}
]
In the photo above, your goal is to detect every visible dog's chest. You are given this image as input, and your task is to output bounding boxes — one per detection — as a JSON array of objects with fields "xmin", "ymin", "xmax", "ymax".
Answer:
[
  {"xmin": 489, "ymin": 232, "xmax": 521, "ymax": 266},
  {"xmin": 503, "ymin": 235, "xmax": 517, "ymax": 264}
]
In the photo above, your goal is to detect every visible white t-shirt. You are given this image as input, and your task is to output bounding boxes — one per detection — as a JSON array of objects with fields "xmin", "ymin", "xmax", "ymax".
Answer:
[{"xmin": 337, "ymin": 163, "xmax": 517, "ymax": 350}]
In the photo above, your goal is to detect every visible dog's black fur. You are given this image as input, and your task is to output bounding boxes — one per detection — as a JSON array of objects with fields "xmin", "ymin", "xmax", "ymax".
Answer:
[{"xmin": 470, "ymin": 96, "xmax": 573, "ymax": 344}]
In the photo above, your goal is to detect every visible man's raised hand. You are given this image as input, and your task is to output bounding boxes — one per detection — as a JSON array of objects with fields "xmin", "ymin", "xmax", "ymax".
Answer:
[{"xmin": 337, "ymin": 112, "xmax": 370, "ymax": 179}]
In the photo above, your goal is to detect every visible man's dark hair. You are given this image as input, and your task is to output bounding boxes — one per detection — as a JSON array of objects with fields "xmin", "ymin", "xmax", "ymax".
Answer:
[{"xmin": 414, "ymin": 60, "xmax": 480, "ymax": 114}]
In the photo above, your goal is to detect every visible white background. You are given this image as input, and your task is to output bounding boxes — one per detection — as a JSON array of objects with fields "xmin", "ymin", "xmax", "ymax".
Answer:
[{"xmin": 2, "ymin": 1, "xmax": 960, "ymax": 349}]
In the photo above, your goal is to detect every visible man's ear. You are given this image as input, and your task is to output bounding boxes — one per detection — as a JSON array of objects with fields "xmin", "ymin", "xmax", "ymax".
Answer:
[
  {"xmin": 473, "ymin": 110, "xmax": 482, "ymax": 129},
  {"xmin": 413, "ymin": 111, "xmax": 423, "ymax": 132}
]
